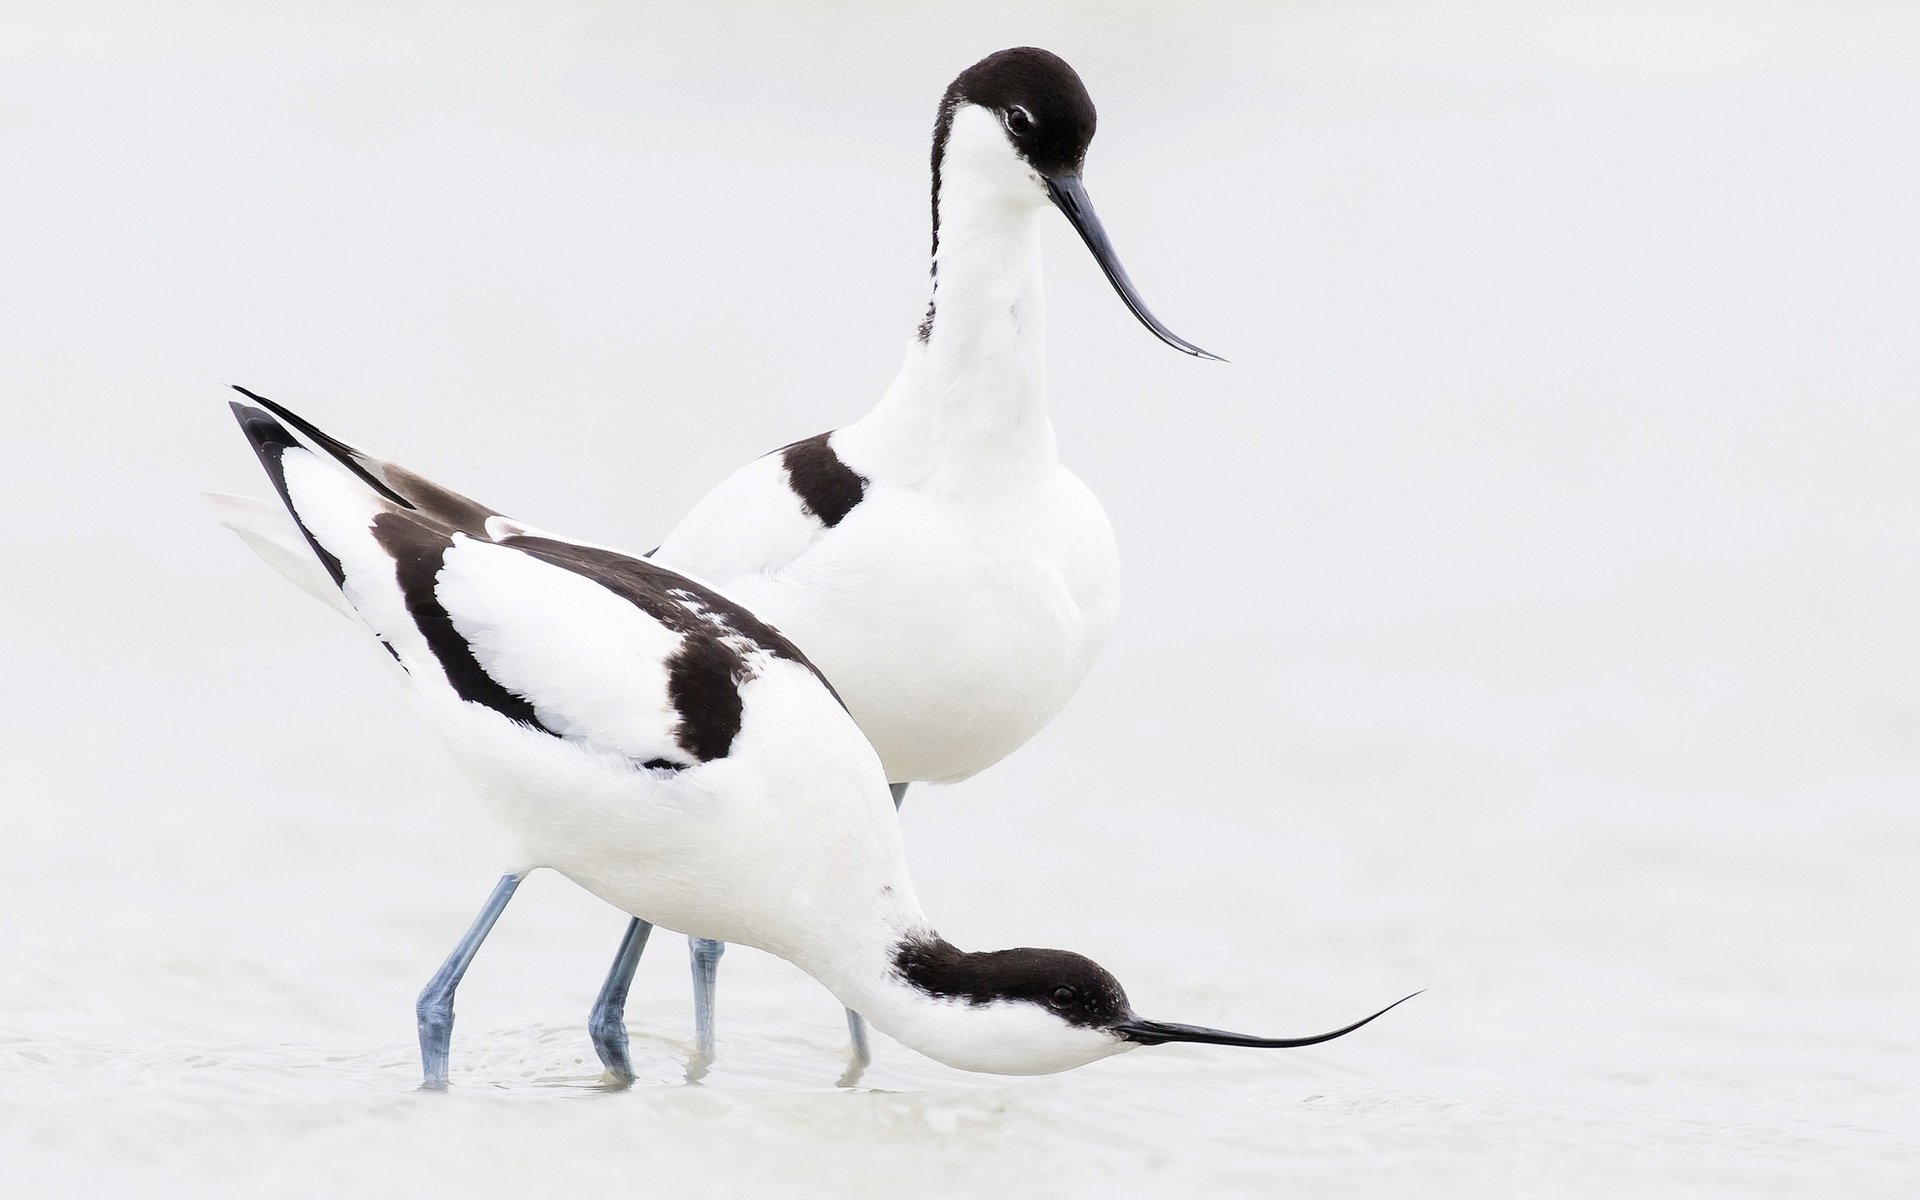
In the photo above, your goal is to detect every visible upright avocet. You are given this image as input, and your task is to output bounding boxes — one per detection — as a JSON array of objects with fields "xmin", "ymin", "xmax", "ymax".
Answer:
[
  {"xmin": 219, "ymin": 395, "xmax": 1412, "ymax": 1083},
  {"xmin": 216, "ymin": 46, "xmax": 1228, "ymax": 1082}
]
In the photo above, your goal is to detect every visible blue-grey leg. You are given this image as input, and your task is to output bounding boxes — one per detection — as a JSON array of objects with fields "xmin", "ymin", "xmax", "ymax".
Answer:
[
  {"xmin": 416, "ymin": 872, "xmax": 522, "ymax": 1090},
  {"xmin": 688, "ymin": 936, "xmax": 725, "ymax": 1060},
  {"xmin": 588, "ymin": 917, "xmax": 654, "ymax": 1084},
  {"xmin": 846, "ymin": 781, "xmax": 912, "ymax": 1068}
]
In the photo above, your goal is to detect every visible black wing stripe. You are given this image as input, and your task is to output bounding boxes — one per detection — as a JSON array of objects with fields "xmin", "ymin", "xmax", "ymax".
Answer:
[
  {"xmin": 660, "ymin": 636, "xmax": 745, "ymax": 761},
  {"xmin": 779, "ymin": 433, "xmax": 867, "ymax": 528},
  {"xmin": 369, "ymin": 512, "xmax": 555, "ymax": 734},
  {"xmin": 228, "ymin": 397, "xmax": 847, "ymax": 759},
  {"xmin": 504, "ymin": 535, "xmax": 851, "ymax": 758},
  {"xmin": 503, "ymin": 535, "xmax": 843, "ymax": 699},
  {"xmin": 232, "ymin": 386, "xmax": 412, "ymax": 508},
  {"xmin": 504, "ymin": 536, "xmax": 761, "ymax": 760}
]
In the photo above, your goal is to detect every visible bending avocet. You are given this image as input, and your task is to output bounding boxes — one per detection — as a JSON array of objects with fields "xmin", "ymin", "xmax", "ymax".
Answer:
[{"xmin": 217, "ymin": 395, "xmax": 1411, "ymax": 1082}]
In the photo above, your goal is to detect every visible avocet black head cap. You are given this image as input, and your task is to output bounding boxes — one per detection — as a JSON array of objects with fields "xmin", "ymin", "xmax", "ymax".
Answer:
[
  {"xmin": 931, "ymin": 47, "xmax": 1224, "ymax": 361},
  {"xmin": 946, "ymin": 47, "xmax": 1099, "ymax": 178},
  {"xmin": 894, "ymin": 935, "xmax": 1416, "ymax": 1075}
]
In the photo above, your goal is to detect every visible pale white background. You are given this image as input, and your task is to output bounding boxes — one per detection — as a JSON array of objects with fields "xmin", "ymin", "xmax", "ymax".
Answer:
[{"xmin": 2, "ymin": 2, "xmax": 1917, "ymax": 1196}]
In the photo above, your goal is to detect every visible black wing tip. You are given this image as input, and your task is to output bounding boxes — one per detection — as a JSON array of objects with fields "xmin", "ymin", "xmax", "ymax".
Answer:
[
  {"xmin": 227, "ymin": 397, "xmax": 297, "ymax": 458},
  {"xmin": 230, "ymin": 383, "xmax": 313, "ymax": 436},
  {"xmin": 230, "ymin": 384, "xmax": 300, "ymax": 426},
  {"xmin": 223, "ymin": 384, "xmax": 413, "ymax": 509},
  {"xmin": 231, "ymin": 383, "xmax": 301, "ymax": 425},
  {"xmin": 227, "ymin": 385, "xmax": 302, "ymax": 450}
]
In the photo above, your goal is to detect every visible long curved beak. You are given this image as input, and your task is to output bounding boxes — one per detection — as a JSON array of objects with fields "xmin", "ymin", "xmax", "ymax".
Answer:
[
  {"xmin": 1113, "ymin": 991, "xmax": 1420, "ymax": 1048},
  {"xmin": 1044, "ymin": 173, "xmax": 1225, "ymax": 362}
]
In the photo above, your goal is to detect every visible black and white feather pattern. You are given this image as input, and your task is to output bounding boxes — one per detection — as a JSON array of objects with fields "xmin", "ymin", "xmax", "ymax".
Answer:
[{"xmin": 227, "ymin": 391, "xmax": 838, "ymax": 771}]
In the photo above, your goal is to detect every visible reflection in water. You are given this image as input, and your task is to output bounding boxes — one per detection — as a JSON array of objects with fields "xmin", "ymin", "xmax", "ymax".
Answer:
[
  {"xmin": 836, "ymin": 1047, "xmax": 871, "ymax": 1091},
  {"xmin": 683, "ymin": 1047, "xmax": 713, "ymax": 1087}
]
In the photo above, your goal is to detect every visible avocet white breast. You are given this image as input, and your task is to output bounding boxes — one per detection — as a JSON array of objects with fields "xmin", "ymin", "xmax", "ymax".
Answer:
[{"xmin": 220, "ymin": 396, "xmax": 1412, "ymax": 1083}]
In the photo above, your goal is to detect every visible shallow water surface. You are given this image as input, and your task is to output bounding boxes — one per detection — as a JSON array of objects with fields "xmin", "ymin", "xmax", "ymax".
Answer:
[{"xmin": 4, "ymin": 785, "xmax": 1913, "ymax": 1197}]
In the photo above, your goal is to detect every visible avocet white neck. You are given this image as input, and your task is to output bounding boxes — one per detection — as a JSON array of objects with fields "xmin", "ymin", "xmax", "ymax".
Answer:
[{"xmin": 855, "ymin": 104, "xmax": 1058, "ymax": 493}]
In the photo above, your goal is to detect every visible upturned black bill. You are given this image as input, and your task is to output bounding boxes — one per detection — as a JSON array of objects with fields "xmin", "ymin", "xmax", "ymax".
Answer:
[
  {"xmin": 1044, "ymin": 173, "xmax": 1225, "ymax": 362},
  {"xmin": 1114, "ymin": 991, "xmax": 1421, "ymax": 1047}
]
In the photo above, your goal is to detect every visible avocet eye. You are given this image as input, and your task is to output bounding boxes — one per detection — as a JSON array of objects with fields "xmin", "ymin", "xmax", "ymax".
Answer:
[
  {"xmin": 1049, "ymin": 986, "xmax": 1076, "ymax": 1008},
  {"xmin": 1004, "ymin": 106, "xmax": 1034, "ymax": 136}
]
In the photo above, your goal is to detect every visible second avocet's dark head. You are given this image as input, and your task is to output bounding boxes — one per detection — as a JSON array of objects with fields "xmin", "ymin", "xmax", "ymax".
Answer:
[
  {"xmin": 892, "ymin": 934, "xmax": 1417, "ymax": 1076},
  {"xmin": 928, "ymin": 47, "xmax": 1223, "ymax": 361}
]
